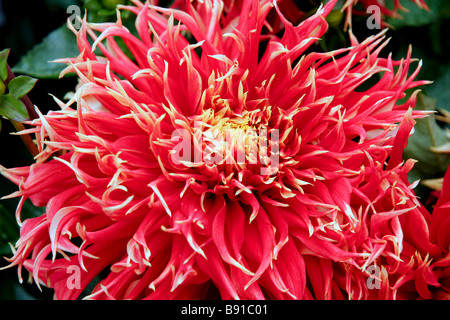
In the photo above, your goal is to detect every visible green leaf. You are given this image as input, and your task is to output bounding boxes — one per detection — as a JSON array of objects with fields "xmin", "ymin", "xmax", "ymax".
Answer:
[
  {"xmin": 404, "ymin": 93, "xmax": 450, "ymax": 194},
  {"xmin": 8, "ymin": 76, "xmax": 37, "ymax": 100},
  {"xmin": 0, "ymin": 49, "xmax": 10, "ymax": 82},
  {"xmin": 101, "ymin": 0, "xmax": 126, "ymax": 10},
  {"xmin": 0, "ymin": 203, "xmax": 18, "ymax": 261},
  {"xmin": 0, "ymin": 80, "xmax": 5, "ymax": 95},
  {"xmin": 0, "ymin": 94, "xmax": 29, "ymax": 122},
  {"xmin": 12, "ymin": 25, "xmax": 80, "ymax": 79},
  {"xmin": 83, "ymin": 0, "xmax": 102, "ymax": 11},
  {"xmin": 438, "ymin": 0, "xmax": 450, "ymax": 19},
  {"xmin": 385, "ymin": 0, "xmax": 441, "ymax": 28},
  {"xmin": 426, "ymin": 64, "xmax": 450, "ymax": 114},
  {"xmin": 45, "ymin": 0, "xmax": 80, "ymax": 10}
]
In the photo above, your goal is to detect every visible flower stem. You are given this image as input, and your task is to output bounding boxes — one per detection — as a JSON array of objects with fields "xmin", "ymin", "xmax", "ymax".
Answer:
[
  {"xmin": 5, "ymin": 64, "xmax": 39, "ymax": 158},
  {"xmin": 10, "ymin": 120, "xmax": 39, "ymax": 158},
  {"xmin": 6, "ymin": 65, "xmax": 38, "ymax": 119}
]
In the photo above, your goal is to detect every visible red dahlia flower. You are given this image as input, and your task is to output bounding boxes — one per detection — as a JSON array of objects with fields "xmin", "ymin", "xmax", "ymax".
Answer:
[
  {"xmin": 0, "ymin": 0, "xmax": 443, "ymax": 300},
  {"xmin": 400, "ymin": 167, "xmax": 450, "ymax": 300},
  {"xmin": 373, "ymin": 167, "xmax": 450, "ymax": 300}
]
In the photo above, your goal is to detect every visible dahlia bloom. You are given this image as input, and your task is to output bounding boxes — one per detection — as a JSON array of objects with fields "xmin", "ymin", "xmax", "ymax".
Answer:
[
  {"xmin": 388, "ymin": 167, "xmax": 450, "ymax": 300},
  {"xmin": 0, "ymin": 0, "xmax": 443, "ymax": 300}
]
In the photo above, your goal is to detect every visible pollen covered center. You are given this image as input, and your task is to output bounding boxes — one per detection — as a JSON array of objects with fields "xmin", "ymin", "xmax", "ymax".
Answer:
[
  {"xmin": 194, "ymin": 106, "xmax": 279, "ymax": 174},
  {"xmin": 166, "ymin": 103, "xmax": 283, "ymax": 181}
]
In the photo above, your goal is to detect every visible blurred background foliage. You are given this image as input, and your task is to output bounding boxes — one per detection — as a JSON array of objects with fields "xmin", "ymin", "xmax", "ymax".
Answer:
[{"xmin": 0, "ymin": 0, "xmax": 449, "ymax": 299}]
